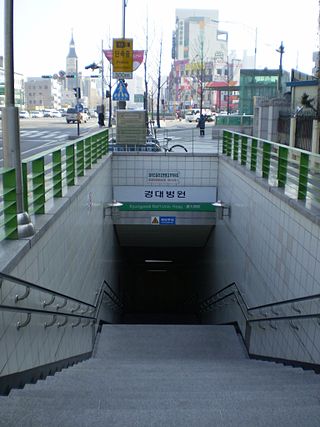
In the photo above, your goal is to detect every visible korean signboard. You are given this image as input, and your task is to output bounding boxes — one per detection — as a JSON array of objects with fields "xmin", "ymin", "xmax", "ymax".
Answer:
[
  {"xmin": 114, "ymin": 186, "xmax": 216, "ymax": 203},
  {"xmin": 112, "ymin": 38, "xmax": 133, "ymax": 78}
]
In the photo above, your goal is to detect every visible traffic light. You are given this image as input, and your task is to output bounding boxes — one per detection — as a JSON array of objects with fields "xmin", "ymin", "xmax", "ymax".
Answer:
[
  {"xmin": 73, "ymin": 87, "xmax": 81, "ymax": 98},
  {"xmin": 85, "ymin": 62, "xmax": 100, "ymax": 70},
  {"xmin": 41, "ymin": 75, "xmax": 52, "ymax": 78},
  {"xmin": 106, "ymin": 90, "xmax": 111, "ymax": 98}
]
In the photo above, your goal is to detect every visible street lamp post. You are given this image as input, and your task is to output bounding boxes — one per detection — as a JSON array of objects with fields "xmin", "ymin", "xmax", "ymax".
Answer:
[
  {"xmin": 276, "ymin": 41, "xmax": 285, "ymax": 96},
  {"xmin": 3, "ymin": 0, "xmax": 34, "ymax": 238},
  {"xmin": 118, "ymin": 0, "xmax": 128, "ymax": 111},
  {"xmin": 75, "ymin": 58, "xmax": 80, "ymax": 136},
  {"xmin": 85, "ymin": 54, "xmax": 106, "ymax": 126}
]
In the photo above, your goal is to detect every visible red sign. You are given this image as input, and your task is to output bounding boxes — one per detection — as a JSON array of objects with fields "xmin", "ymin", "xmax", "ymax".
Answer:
[{"xmin": 103, "ymin": 49, "xmax": 144, "ymax": 71}]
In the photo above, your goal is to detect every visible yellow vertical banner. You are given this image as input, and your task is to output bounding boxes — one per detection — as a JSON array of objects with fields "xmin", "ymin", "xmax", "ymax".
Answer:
[{"xmin": 112, "ymin": 38, "xmax": 133, "ymax": 72}]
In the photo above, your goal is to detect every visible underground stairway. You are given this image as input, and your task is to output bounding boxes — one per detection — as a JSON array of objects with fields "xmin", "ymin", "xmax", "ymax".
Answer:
[{"xmin": 1, "ymin": 324, "xmax": 320, "ymax": 426}]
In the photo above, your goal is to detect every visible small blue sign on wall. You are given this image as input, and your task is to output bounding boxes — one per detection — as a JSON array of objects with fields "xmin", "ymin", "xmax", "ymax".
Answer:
[{"xmin": 159, "ymin": 216, "xmax": 176, "ymax": 225}]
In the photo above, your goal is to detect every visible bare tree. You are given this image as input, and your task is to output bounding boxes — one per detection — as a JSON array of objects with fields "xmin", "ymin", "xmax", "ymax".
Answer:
[
  {"xmin": 156, "ymin": 38, "xmax": 163, "ymax": 128},
  {"xmin": 190, "ymin": 30, "xmax": 207, "ymax": 115},
  {"xmin": 144, "ymin": 13, "xmax": 149, "ymax": 131},
  {"xmin": 317, "ymin": 0, "xmax": 320, "ymax": 119}
]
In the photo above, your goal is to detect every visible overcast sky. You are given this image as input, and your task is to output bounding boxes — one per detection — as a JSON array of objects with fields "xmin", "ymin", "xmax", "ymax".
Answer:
[{"xmin": 0, "ymin": 0, "xmax": 318, "ymax": 80}]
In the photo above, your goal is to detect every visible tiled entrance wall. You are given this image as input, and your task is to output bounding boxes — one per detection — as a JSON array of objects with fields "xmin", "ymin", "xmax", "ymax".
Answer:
[
  {"xmin": 0, "ymin": 155, "xmax": 120, "ymax": 380},
  {"xmin": 201, "ymin": 157, "xmax": 320, "ymax": 365},
  {"xmin": 111, "ymin": 153, "xmax": 219, "ymax": 187}
]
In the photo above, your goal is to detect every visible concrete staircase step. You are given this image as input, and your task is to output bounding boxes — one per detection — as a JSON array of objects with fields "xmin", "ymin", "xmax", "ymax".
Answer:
[{"xmin": 1, "ymin": 324, "xmax": 319, "ymax": 427}]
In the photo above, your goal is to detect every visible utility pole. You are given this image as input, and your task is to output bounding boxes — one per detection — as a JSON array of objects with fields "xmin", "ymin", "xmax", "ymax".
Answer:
[
  {"xmin": 156, "ymin": 38, "xmax": 163, "ymax": 128},
  {"xmin": 317, "ymin": 3, "xmax": 320, "ymax": 121},
  {"xmin": 276, "ymin": 41, "xmax": 285, "ymax": 96},
  {"xmin": 226, "ymin": 56, "xmax": 230, "ymax": 114},
  {"xmin": 118, "ymin": 0, "xmax": 128, "ymax": 110},
  {"xmin": 108, "ymin": 57, "xmax": 112, "ymax": 128},
  {"xmin": 144, "ymin": 11, "xmax": 149, "ymax": 129},
  {"xmin": 101, "ymin": 40, "xmax": 105, "ymax": 126},
  {"xmin": 199, "ymin": 35, "xmax": 204, "ymax": 116},
  {"xmin": 3, "ymin": 0, "xmax": 34, "ymax": 237},
  {"xmin": 76, "ymin": 58, "xmax": 80, "ymax": 136}
]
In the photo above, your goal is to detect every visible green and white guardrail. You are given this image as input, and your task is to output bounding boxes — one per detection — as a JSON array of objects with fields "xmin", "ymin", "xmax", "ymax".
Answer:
[
  {"xmin": 222, "ymin": 130, "xmax": 320, "ymax": 208},
  {"xmin": 0, "ymin": 129, "xmax": 108, "ymax": 240}
]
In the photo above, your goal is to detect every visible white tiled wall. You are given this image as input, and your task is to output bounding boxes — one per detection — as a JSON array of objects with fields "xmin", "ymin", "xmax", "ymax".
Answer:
[
  {"xmin": 0, "ymin": 156, "xmax": 119, "ymax": 378},
  {"xmin": 112, "ymin": 153, "xmax": 218, "ymax": 187},
  {"xmin": 201, "ymin": 158, "xmax": 320, "ymax": 364}
]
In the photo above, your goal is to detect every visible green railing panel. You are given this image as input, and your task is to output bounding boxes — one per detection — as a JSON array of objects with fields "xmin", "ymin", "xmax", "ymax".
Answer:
[
  {"xmin": 223, "ymin": 131, "xmax": 232, "ymax": 157},
  {"xmin": 52, "ymin": 149, "xmax": 62, "ymax": 197},
  {"xmin": 262, "ymin": 141, "xmax": 271, "ymax": 179},
  {"xmin": 76, "ymin": 140, "xmax": 85, "ymax": 177},
  {"xmin": 96, "ymin": 135, "xmax": 103, "ymax": 160},
  {"xmin": 92, "ymin": 135, "xmax": 98, "ymax": 164},
  {"xmin": 85, "ymin": 137, "xmax": 92, "ymax": 169},
  {"xmin": 222, "ymin": 131, "xmax": 228, "ymax": 154},
  {"xmin": 233, "ymin": 133, "xmax": 239, "ymax": 161},
  {"xmin": 102, "ymin": 129, "xmax": 108, "ymax": 155},
  {"xmin": 277, "ymin": 146, "xmax": 288, "ymax": 188},
  {"xmin": 32, "ymin": 157, "xmax": 45, "ymax": 214},
  {"xmin": 298, "ymin": 152, "xmax": 309, "ymax": 200},
  {"xmin": 0, "ymin": 130, "xmax": 108, "ymax": 240},
  {"xmin": 250, "ymin": 138, "xmax": 258, "ymax": 171},
  {"xmin": 240, "ymin": 136, "xmax": 248, "ymax": 166},
  {"xmin": 22, "ymin": 162, "xmax": 28, "ymax": 213},
  {"xmin": 3, "ymin": 168, "xmax": 18, "ymax": 239},
  {"xmin": 66, "ymin": 145, "xmax": 75, "ymax": 186}
]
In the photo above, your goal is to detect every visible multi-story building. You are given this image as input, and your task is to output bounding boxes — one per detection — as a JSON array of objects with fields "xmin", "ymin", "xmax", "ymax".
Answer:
[
  {"xmin": 239, "ymin": 69, "xmax": 290, "ymax": 115},
  {"xmin": 168, "ymin": 9, "xmax": 241, "ymax": 112},
  {"xmin": 66, "ymin": 33, "xmax": 78, "ymax": 92},
  {"xmin": 25, "ymin": 77, "xmax": 62, "ymax": 110},
  {"xmin": 0, "ymin": 55, "xmax": 25, "ymax": 110},
  {"xmin": 174, "ymin": 9, "xmax": 227, "ymax": 63},
  {"xmin": 82, "ymin": 76, "xmax": 100, "ymax": 110},
  {"xmin": 61, "ymin": 33, "xmax": 79, "ymax": 107}
]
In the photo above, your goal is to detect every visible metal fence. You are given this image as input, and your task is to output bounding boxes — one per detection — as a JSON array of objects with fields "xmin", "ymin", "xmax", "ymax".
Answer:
[
  {"xmin": 277, "ymin": 113, "xmax": 316, "ymax": 152},
  {"xmin": 0, "ymin": 129, "xmax": 109, "ymax": 240},
  {"xmin": 222, "ymin": 130, "xmax": 320, "ymax": 212},
  {"xmin": 295, "ymin": 115, "xmax": 314, "ymax": 151},
  {"xmin": 277, "ymin": 112, "xmax": 291, "ymax": 145}
]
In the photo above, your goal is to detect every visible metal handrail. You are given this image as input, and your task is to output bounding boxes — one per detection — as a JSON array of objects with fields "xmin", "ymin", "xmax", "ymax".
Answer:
[
  {"xmin": 103, "ymin": 281, "xmax": 124, "ymax": 310},
  {"xmin": 199, "ymin": 282, "xmax": 320, "ymax": 323},
  {"xmin": 249, "ymin": 312, "xmax": 320, "ymax": 323},
  {"xmin": 0, "ymin": 271, "xmax": 95, "ymax": 310},
  {"xmin": 199, "ymin": 281, "xmax": 320, "ymax": 316},
  {"xmin": 103, "ymin": 291, "xmax": 123, "ymax": 312},
  {"xmin": 0, "ymin": 273, "xmax": 124, "ymax": 323},
  {"xmin": 0, "ymin": 303, "xmax": 96, "ymax": 330},
  {"xmin": 0, "ymin": 303, "xmax": 95, "ymax": 320}
]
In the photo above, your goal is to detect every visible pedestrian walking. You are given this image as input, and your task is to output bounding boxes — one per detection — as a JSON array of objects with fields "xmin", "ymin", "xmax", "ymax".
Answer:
[
  {"xmin": 198, "ymin": 114, "xmax": 206, "ymax": 136},
  {"xmin": 98, "ymin": 112, "xmax": 105, "ymax": 127}
]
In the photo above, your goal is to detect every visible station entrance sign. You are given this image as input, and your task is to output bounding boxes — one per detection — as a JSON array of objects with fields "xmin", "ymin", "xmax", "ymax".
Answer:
[{"xmin": 112, "ymin": 38, "xmax": 133, "ymax": 79}]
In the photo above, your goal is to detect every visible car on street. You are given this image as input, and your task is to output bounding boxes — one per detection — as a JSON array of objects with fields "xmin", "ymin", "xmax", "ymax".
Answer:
[
  {"xmin": 66, "ymin": 107, "xmax": 88, "ymax": 124},
  {"xmin": 59, "ymin": 109, "xmax": 67, "ymax": 117},
  {"xmin": 185, "ymin": 110, "xmax": 200, "ymax": 122},
  {"xmin": 19, "ymin": 110, "xmax": 30, "ymax": 119},
  {"xmin": 51, "ymin": 110, "xmax": 62, "ymax": 118},
  {"xmin": 30, "ymin": 110, "xmax": 44, "ymax": 118},
  {"xmin": 89, "ymin": 109, "xmax": 98, "ymax": 118},
  {"xmin": 43, "ymin": 109, "xmax": 54, "ymax": 117}
]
